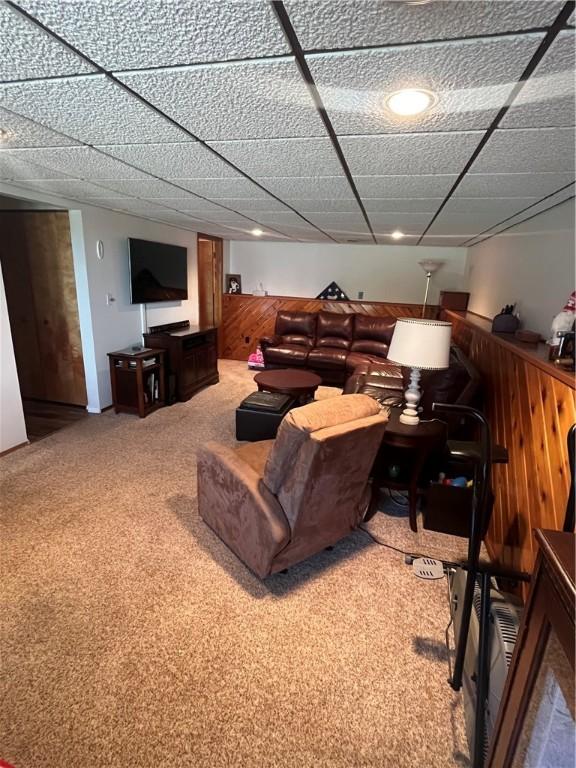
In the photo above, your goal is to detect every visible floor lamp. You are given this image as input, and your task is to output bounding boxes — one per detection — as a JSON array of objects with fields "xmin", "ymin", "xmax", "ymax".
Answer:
[{"xmin": 418, "ymin": 260, "xmax": 444, "ymax": 318}]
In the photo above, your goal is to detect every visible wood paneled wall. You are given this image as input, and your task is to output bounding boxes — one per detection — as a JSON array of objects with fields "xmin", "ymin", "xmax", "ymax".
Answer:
[
  {"xmin": 221, "ymin": 293, "xmax": 438, "ymax": 361},
  {"xmin": 0, "ymin": 211, "xmax": 87, "ymax": 406},
  {"xmin": 447, "ymin": 311, "xmax": 575, "ymax": 579}
]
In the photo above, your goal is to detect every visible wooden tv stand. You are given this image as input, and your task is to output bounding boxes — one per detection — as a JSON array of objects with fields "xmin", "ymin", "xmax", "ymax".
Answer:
[{"xmin": 143, "ymin": 321, "xmax": 219, "ymax": 403}]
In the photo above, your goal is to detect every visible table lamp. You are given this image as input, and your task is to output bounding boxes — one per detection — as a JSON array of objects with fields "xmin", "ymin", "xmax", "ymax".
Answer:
[
  {"xmin": 418, "ymin": 260, "xmax": 444, "ymax": 318},
  {"xmin": 387, "ymin": 317, "xmax": 452, "ymax": 425}
]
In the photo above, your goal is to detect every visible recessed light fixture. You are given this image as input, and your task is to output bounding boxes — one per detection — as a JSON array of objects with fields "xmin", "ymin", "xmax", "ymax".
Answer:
[
  {"xmin": 0, "ymin": 128, "xmax": 11, "ymax": 143},
  {"xmin": 385, "ymin": 88, "xmax": 437, "ymax": 117},
  {"xmin": 391, "ymin": 230, "xmax": 405, "ymax": 240},
  {"xmin": 251, "ymin": 228, "xmax": 264, "ymax": 237}
]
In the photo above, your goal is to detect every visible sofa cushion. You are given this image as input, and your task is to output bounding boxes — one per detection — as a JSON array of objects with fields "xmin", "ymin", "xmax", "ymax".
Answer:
[
  {"xmin": 275, "ymin": 311, "xmax": 317, "ymax": 348},
  {"xmin": 263, "ymin": 395, "xmax": 381, "ymax": 498},
  {"xmin": 316, "ymin": 311, "xmax": 354, "ymax": 349},
  {"xmin": 308, "ymin": 347, "xmax": 348, "ymax": 370},
  {"xmin": 351, "ymin": 315, "xmax": 396, "ymax": 356},
  {"xmin": 265, "ymin": 344, "xmax": 310, "ymax": 366}
]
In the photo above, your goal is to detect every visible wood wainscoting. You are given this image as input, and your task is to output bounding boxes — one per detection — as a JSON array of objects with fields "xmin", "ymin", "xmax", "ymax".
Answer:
[
  {"xmin": 221, "ymin": 293, "xmax": 438, "ymax": 361},
  {"xmin": 446, "ymin": 311, "xmax": 576, "ymax": 582}
]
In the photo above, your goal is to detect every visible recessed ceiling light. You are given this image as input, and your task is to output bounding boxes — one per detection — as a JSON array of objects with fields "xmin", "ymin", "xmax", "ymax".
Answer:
[
  {"xmin": 251, "ymin": 228, "xmax": 264, "ymax": 237},
  {"xmin": 385, "ymin": 88, "xmax": 437, "ymax": 117},
  {"xmin": 391, "ymin": 230, "xmax": 405, "ymax": 240},
  {"xmin": 0, "ymin": 128, "xmax": 11, "ymax": 143}
]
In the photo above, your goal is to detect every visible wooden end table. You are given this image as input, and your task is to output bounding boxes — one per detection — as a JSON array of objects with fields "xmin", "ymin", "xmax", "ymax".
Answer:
[
  {"xmin": 371, "ymin": 407, "xmax": 447, "ymax": 532},
  {"xmin": 108, "ymin": 347, "xmax": 166, "ymax": 418},
  {"xmin": 254, "ymin": 369, "xmax": 322, "ymax": 404}
]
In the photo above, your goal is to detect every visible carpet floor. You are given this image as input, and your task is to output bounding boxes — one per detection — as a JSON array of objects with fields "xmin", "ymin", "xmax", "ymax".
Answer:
[{"xmin": 1, "ymin": 360, "xmax": 469, "ymax": 768}]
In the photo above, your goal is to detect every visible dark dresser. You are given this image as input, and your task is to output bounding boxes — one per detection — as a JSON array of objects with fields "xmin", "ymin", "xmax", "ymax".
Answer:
[{"xmin": 144, "ymin": 321, "xmax": 219, "ymax": 402}]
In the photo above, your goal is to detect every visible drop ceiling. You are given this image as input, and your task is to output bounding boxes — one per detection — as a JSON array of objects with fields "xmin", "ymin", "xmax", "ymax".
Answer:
[{"xmin": 0, "ymin": 0, "xmax": 574, "ymax": 245}]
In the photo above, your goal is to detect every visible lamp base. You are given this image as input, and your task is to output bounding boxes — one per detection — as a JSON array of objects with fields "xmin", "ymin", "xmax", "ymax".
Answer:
[
  {"xmin": 399, "ymin": 409, "xmax": 420, "ymax": 426},
  {"xmin": 400, "ymin": 367, "xmax": 422, "ymax": 426}
]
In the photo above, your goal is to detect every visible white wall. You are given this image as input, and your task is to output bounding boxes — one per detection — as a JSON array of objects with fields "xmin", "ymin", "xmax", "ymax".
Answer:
[
  {"xmin": 228, "ymin": 242, "xmax": 468, "ymax": 304},
  {"xmin": 76, "ymin": 205, "xmax": 198, "ymax": 410},
  {"xmin": 0, "ymin": 264, "xmax": 27, "ymax": 452},
  {"xmin": 0, "ymin": 182, "xmax": 200, "ymax": 419},
  {"xmin": 466, "ymin": 200, "xmax": 576, "ymax": 338}
]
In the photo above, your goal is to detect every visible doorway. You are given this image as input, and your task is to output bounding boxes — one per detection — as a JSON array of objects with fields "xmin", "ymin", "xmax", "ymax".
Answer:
[
  {"xmin": 197, "ymin": 234, "xmax": 223, "ymax": 355},
  {"xmin": 0, "ymin": 210, "xmax": 88, "ymax": 441}
]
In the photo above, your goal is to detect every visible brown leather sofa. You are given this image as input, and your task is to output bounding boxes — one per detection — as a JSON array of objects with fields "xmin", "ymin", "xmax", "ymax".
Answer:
[
  {"xmin": 198, "ymin": 395, "xmax": 387, "ymax": 578},
  {"xmin": 261, "ymin": 310, "xmax": 396, "ymax": 385}
]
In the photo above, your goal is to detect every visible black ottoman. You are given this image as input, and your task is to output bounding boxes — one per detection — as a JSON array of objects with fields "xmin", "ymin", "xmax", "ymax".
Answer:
[{"xmin": 236, "ymin": 392, "xmax": 295, "ymax": 442}]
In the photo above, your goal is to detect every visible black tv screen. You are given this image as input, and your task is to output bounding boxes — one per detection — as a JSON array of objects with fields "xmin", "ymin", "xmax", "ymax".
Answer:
[{"xmin": 128, "ymin": 238, "xmax": 188, "ymax": 304}]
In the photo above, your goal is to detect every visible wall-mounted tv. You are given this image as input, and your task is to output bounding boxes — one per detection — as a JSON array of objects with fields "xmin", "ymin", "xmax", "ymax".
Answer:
[{"xmin": 128, "ymin": 238, "xmax": 188, "ymax": 304}]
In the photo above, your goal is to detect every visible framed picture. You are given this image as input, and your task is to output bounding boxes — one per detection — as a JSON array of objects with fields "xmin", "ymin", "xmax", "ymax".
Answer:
[{"xmin": 226, "ymin": 274, "xmax": 242, "ymax": 294}]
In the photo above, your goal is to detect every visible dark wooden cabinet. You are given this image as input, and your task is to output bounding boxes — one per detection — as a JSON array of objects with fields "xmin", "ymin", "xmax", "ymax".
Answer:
[
  {"xmin": 439, "ymin": 291, "xmax": 470, "ymax": 311},
  {"xmin": 144, "ymin": 321, "xmax": 219, "ymax": 402}
]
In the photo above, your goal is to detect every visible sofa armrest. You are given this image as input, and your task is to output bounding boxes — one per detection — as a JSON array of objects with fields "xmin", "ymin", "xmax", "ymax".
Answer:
[
  {"xmin": 260, "ymin": 335, "xmax": 279, "ymax": 351},
  {"xmin": 197, "ymin": 442, "xmax": 291, "ymax": 578}
]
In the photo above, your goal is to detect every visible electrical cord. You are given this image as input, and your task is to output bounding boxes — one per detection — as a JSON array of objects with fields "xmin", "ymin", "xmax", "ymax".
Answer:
[{"xmin": 358, "ymin": 525, "xmax": 410, "ymax": 555}]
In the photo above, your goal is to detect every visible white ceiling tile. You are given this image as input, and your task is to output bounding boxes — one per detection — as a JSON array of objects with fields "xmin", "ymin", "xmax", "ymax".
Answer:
[
  {"xmin": 0, "ymin": 153, "xmax": 71, "ymax": 180},
  {"xmin": 118, "ymin": 59, "xmax": 324, "ymax": 141},
  {"xmin": 101, "ymin": 142, "xmax": 241, "ymax": 178},
  {"xmin": 8, "ymin": 178, "xmax": 122, "ymax": 199},
  {"xmin": 445, "ymin": 197, "xmax": 540, "ymax": 215},
  {"xmin": 88, "ymin": 178, "xmax": 196, "ymax": 198},
  {"xmin": 17, "ymin": 0, "xmax": 288, "ymax": 70},
  {"xmin": 218, "ymin": 198, "xmax": 290, "ymax": 212},
  {"xmin": 303, "ymin": 212, "xmax": 369, "ymax": 233},
  {"xmin": 456, "ymin": 172, "xmax": 575, "ymax": 197},
  {"xmin": 0, "ymin": 2, "xmax": 95, "ymax": 81},
  {"xmin": 369, "ymin": 213, "xmax": 431, "ymax": 234},
  {"xmin": 376, "ymin": 234, "xmax": 420, "ymax": 246},
  {"xmin": 363, "ymin": 198, "xmax": 443, "ymax": 213},
  {"xmin": 195, "ymin": 210, "xmax": 255, "ymax": 223},
  {"xmin": 464, "ymin": 189, "xmax": 576, "ymax": 243},
  {"xmin": 287, "ymin": 199, "xmax": 361, "ymax": 213},
  {"xmin": 0, "ymin": 108, "xmax": 80, "ymax": 148},
  {"xmin": 0, "ymin": 147, "xmax": 151, "ymax": 179},
  {"xmin": 340, "ymin": 132, "xmax": 482, "ymax": 175},
  {"xmin": 355, "ymin": 174, "xmax": 458, "ymax": 198},
  {"xmin": 309, "ymin": 35, "xmax": 543, "ymax": 135},
  {"xmin": 244, "ymin": 211, "xmax": 312, "ymax": 227},
  {"xmin": 172, "ymin": 178, "xmax": 268, "ymax": 198},
  {"xmin": 122, "ymin": 197, "xmax": 227, "ymax": 214},
  {"xmin": 285, "ymin": 0, "xmax": 563, "ymax": 50},
  {"xmin": 255, "ymin": 176, "xmax": 354, "ymax": 199},
  {"xmin": 500, "ymin": 31, "xmax": 576, "ymax": 128},
  {"xmin": 469, "ymin": 127, "xmax": 575, "ymax": 173},
  {"xmin": 0, "ymin": 76, "xmax": 189, "ymax": 145},
  {"xmin": 208, "ymin": 138, "xmax": 344, "ymax": 177},
  {"xmin": 427, "ymin": 208, "xmax": 528, "ymax": 237},
  {"xmin": 419, "ymin": 236, "xmax": 469, "ymax": 247}
]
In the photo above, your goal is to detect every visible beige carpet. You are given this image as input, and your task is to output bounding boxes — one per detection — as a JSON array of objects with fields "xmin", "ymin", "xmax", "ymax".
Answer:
[{"xmin": 1, "ymin": 360, "xmax": 469, "ymax": 768}]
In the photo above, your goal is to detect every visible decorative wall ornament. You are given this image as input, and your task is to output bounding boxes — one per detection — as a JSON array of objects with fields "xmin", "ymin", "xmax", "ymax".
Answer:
[{"xmin": 316, "ymin": 282, "xmax": 349, "ymax": 301}]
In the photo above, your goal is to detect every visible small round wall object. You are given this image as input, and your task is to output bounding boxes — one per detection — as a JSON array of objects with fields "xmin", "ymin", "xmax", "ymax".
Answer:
[{"xmin": 96, "ymin": 240, "xmax": 105, "ymax": 260}]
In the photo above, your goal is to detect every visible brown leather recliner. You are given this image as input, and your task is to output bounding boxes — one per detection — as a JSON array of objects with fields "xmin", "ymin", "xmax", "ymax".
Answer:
[
  {"xmin": 261, "ymin": 310, "xmax": 397, "ymax": 385},
  {"xmin": 197, "ymin": 395, "xmax": 387, "ymax": 578}
]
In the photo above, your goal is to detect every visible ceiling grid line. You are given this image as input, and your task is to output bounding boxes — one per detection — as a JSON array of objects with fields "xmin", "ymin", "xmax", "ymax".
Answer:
[
  {"xmin": 4, "ymin": 0, "xmax": 338, "ymax": 242},
  {"xmin": 416, "ymin": 0, "xmax": 576, "ymax": 244},
  {"xmin": 270, "ymin": 0, "xmax": 378, "ymax": 244}
]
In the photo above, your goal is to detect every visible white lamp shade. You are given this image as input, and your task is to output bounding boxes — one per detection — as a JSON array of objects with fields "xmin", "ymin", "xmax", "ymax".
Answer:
[
  {"xmin": 388, "ymin": 318, "xmax": 452, "ymax": 370},
  {"xmin": 418, "ymin": 259, "xmax": 444, "ymax": 274}
]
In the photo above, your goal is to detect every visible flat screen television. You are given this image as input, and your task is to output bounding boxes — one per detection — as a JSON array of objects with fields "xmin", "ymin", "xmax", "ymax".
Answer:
[{"xmin": 128, "ymin": 238, "xmax": 188, "ymax": 304}]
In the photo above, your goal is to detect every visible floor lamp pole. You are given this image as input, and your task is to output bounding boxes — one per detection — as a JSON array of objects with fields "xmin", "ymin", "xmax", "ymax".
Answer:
[{"xmin": 422, "ymin": 271, "xmax": 432, "ymax": 318}]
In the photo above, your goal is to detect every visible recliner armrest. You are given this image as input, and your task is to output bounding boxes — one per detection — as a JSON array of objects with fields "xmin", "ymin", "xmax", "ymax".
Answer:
[
  {"xmin": 259, "ymin": 335, "xmax": 279, "ymax": 350},
  {"xmin": 197, "ymin": 442, "xmax": 291, "ymax": 579}
]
